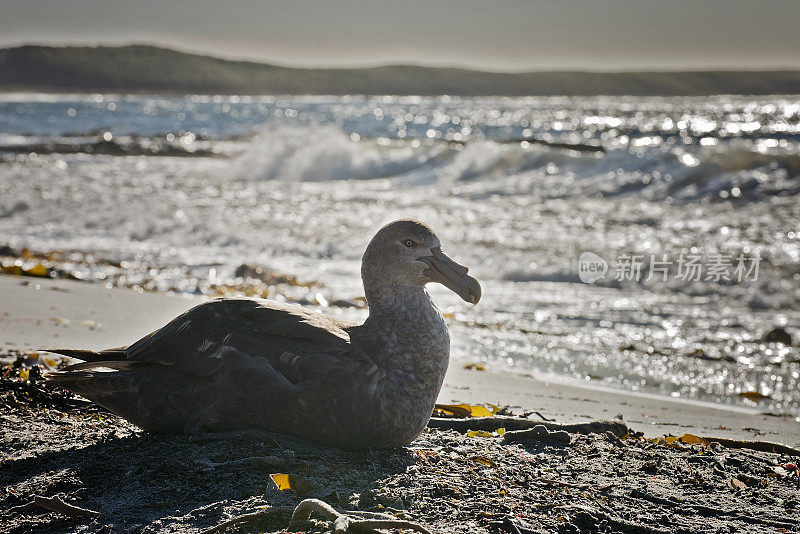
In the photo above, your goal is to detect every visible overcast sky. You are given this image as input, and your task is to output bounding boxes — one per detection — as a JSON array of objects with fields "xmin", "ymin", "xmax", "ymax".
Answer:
[{"xmin": 2, "ymin": 0, "xmax": 800, "ymax": 71}]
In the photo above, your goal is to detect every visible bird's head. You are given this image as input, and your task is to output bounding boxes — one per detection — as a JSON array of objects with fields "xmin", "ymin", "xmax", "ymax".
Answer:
[{"xmin": 362, "ymin": 219, "xmax": 481, "ymax": 305}]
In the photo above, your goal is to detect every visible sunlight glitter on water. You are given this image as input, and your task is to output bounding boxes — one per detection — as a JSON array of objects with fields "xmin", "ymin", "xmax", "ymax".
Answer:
[{"xmin": 1, "ymin": 94, "xmax": 799, "ymax": 414}]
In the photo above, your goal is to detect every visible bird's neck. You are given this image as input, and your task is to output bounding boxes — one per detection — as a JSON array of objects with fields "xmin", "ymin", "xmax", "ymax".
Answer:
[
  {"xmin": 364, "ymin": 282, "xmax": 430, "ymax": 317},
  {"xmin": 363, "ymin": 282, "xmax": 450, "ymax": 374}
]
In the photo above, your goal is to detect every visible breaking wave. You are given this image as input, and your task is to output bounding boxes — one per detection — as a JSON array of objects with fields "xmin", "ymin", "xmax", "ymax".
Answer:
[{"xmin": 235, "ymin": 125, "xmax": 800, "ymax": 202}]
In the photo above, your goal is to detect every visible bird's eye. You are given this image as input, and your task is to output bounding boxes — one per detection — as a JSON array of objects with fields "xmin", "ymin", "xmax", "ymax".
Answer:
[{"xmin": 402, "ymin": 239, "xmax": 415, "ymax": 248}]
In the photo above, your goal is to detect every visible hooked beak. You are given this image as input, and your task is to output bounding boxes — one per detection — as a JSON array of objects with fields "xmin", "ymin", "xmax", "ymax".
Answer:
[{"xmin": 421, "ymin": 247, "xmax": 482, "ymax": 305}]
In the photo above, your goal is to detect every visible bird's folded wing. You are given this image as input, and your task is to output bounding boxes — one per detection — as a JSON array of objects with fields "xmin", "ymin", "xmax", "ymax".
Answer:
[
  {"xmin": 239, "ymin": 300, "xmax": 350, "ymax": 344},
  {"xmin": 119, "ymin": 298, "xmax": 375, "ymax": 380}
]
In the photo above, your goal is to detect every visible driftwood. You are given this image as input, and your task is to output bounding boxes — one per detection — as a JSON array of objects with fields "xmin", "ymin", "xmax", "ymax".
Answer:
[
  {"xmin": 428, "ymin": 416, "xmax": 800, "ymax": 458},
  {"xmin": 200, "ymin": 499, "xmax": 431, "ymax": 534},
  {"xmin": 504, "ymin": 425, "xmax": 572, "ymax": 445},
  {"xmin": 701, "ymin": 436, "xmax": 800, "ymax": 458},
  {"xmin": 292, "ymin": 498, "xmax": 432, "ymax": 534},
  {"xmin": 495, "ymin": 137, "xmax": 605, "ymax": 153},
  {"xmin": 428, "ymin": 416, "xmax": 629, "ymax": 438},
  {"xmin": 199, "ymin": 506, "xmax": 292, "ymax": 534},
  {"xmin": 448, "ymin": 136, "xmax": 605, "ymax": 153},
  {"xmin": 358, "ymin": 134, "xmax": 605, "ymax": 153},
  {"xmin": 9, "ymin": 495, "xmax": 100, "ymax": 518}
]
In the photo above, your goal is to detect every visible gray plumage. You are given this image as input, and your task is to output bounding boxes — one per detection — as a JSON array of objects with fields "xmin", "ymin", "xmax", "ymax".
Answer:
[{"xmin": 46, "ymin": 220, "xmax": 481, "ymax": 449}]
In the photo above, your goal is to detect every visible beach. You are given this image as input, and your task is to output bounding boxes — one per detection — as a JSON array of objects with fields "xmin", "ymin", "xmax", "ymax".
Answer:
[
  {"xmin": 2, "ymin": 273, "xmax": 799, "ymax": 533},
  {"xmin": 2, "ymin": 274, "xmax": 798, "ymax": 444},
  {"xmin": 1, "ymin": 91, "xmax": 799, "ymax": 532},
  {"xmin": 3, "ymin": 1, "xmax": 800, "ymax": 529}
]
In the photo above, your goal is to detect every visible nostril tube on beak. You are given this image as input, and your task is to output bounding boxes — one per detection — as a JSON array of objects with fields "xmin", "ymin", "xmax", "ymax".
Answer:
[{"xmin": 426, "ymin": 246, "xmax": 481, "ymax": 304}]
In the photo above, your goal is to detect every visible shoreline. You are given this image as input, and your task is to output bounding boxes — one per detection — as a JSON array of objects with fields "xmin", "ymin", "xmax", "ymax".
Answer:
[{"xmin": 2, "ymin": 273, "xmax": 798, "ymax": 445}]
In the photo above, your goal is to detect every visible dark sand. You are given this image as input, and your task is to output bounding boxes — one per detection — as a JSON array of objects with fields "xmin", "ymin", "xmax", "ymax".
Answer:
[{"xmin": 1, "ymin": 384, "xmax": 798, "ymax": 533}]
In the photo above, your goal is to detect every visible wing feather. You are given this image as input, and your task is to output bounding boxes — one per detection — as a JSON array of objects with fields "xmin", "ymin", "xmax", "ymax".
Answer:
[
  {"xmin": 90, "ymin": 298, "xmax": 374, "ymax": 383},
  {"xmin": 46, "ymin": 298, "xmax": 382, "ymax": 435}
]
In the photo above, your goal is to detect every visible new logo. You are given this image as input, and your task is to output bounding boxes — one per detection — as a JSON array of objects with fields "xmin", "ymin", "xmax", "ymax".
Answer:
[{"xmin": 578, "ymin": 252, "xmax": 608, "ymax": 283}]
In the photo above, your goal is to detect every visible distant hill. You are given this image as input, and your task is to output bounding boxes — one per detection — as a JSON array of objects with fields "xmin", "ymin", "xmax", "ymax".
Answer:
[{"xmin": 2, "ymin": 45, "xmax": 800, "ymax": 96}]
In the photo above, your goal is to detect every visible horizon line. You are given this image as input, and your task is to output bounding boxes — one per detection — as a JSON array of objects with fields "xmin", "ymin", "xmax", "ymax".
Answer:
[{"xmin": 6, "ymin": 41, "xmax": 800, "ymax": 75}]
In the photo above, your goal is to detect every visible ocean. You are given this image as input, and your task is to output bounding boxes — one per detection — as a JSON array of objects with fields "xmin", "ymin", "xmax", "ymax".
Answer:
[{"xmin": 1, "ymin": 93, "xmax": 798, "ymax": 416}]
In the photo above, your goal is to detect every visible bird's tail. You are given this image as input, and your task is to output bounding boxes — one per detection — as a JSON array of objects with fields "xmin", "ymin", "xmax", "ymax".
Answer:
[
  {"xmin": 44, "ymin": 366, "xmax": 147, "ymax": 425},
  {"xmin": 45, "ymin": 364, "xmax": 198, "ymax": 434},
  {"xmin": 42, "ymin": 347, "xmax": 134, "ymax": 396},
  {"xmin": 43, "ymin": 347, "xmax": 127, "ymax": 362}
]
